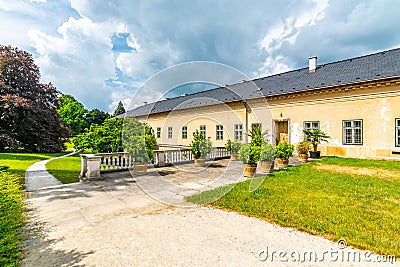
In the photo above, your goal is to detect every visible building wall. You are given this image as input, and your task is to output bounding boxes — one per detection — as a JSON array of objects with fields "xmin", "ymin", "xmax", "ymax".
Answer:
[
  {"xmin": 138, "ymin": 102, "xmax": 247, "ymax": 148},
  {"xmin": 137, "ymin": 79, "xmax": 400, "ymax": 159},
  {"xmin": 268, "ymin": 81, "xmax": 400, "ymax": 158}
]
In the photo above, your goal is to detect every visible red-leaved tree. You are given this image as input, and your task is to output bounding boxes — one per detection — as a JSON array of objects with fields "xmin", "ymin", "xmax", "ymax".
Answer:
[{"xmin": 0, "ymin": 45, "xmax": 69, "ymax": 152}]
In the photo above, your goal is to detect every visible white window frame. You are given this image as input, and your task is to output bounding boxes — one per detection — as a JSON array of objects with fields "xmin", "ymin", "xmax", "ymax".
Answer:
[
  {"xmin": 396, "ymin": 118, "xmax": 400, "ymax": 147},
  {"xmin": 216, "ymin": 125, "xmax": 223, "ymax": 140},
  {"xmin": 304, "ymin": 121, "xmax": 320, "ymax": 131},
  {"xmin": 343, "ymin": 120, "xmax": 363, "ymax": 145},
  {"xmin": 182, "ymin": 126, "xmax": 188, "ymax": 139},
  {"xmin": 156, "ymin": 127, "xmax": 161, "ymax": 139},
  {"xmin": 304, "ymin": 121, "xmax": 320, "ymax": 140},
  {"xmin": 234, "ymin": 124, "xmax": 243, "ymax": 141},
  {"xmin": 168, "ymin": 127, "xmax": 173, "ymax": 139},
  {"xmin": 200, "ymin": 125, "xmax": 206, "ymax": 137}
]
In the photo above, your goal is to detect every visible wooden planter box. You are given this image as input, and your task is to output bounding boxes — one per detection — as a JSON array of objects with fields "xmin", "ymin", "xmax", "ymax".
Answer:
[
  {"xmin": 277, "ymin": 158, "xmax": 289, "ymax": 169},
  {"xmin": 243, "ymin": 163, "xmax": 257, "ymax": 177},
  {"xmin": 298, "ymin": 153, "xmax": 309, "ymax": 162},
  {"xmin": 133, "ymin": 162, "xmax": 148, "ymax": 175},
  {"xmin": 194, "ymin": 156, "xmax": 206, "ymax": 167},
  {"xmin": 260, "ymin": 160, "xmax": 274, "ymax": 173}
]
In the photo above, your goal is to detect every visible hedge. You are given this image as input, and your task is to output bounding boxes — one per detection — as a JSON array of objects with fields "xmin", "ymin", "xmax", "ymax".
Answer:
[{"xmin": 0, "ymin": 171, "xmax": 25, "ymax": 266}]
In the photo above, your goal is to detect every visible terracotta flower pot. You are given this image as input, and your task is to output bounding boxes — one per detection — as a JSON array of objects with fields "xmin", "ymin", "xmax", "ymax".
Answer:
[
  {"xmin": 276, "ymin": 158, "xmax": 289, "ymax": 169},
  {"xmin": 298, "ymin": 153, "xmax": 309, "ymax": 163},
  {"xmin": 260, "ymin": 160, "xmax": 274, "ymax": 173},
  {"xmin": 242, "ymin": 163, "xmax": 257, "ymax": 177},
  {"xmin": 133, "ymin": 162, "xmax": 148, "ymax": 175}
]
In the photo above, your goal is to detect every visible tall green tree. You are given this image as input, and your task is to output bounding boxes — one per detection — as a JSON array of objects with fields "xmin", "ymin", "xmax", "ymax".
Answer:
[
  {"xmin": 57, "ymin": 94, "xmax": 88, "ymax": 135},
  {"xmin": 0, "ymin": 45, "xmax": 68, "ymax": 152},
  {"xmin": 113, "ymin": 101, "xmax": 125, "ymax": 117},
  {"xmin": 85, "ymin": 108, "xmax": 110, "ymax": 128}
]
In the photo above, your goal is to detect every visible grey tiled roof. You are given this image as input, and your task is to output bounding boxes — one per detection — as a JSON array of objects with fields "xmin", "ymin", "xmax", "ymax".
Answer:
[{"xmin": 123, "ymin": 48, "xmax": 400, "ymax": 118}]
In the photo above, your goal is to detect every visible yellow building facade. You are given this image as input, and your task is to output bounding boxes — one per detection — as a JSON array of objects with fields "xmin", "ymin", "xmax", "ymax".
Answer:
[{"xmin": 127, "ymin": 48, "xmax": 400, "ymax": 159}]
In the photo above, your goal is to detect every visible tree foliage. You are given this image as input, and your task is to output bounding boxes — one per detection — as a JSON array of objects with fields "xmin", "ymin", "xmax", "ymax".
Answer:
[
  {"xmin": 84, "ymin": 108, "xmax": 110, "ymax": 128},
  {"xmin": 190, "ymin": 129, "xmax": 212, "ymax": 159},
  {"xmin": 73, "ymin": 118, "xmax": 123, "ymax": 153},
  {"xmin": 122, "ymin": 118, "xmax": 157, "ymax": 163},
  {"xmin": 0, "ymin": 45, "xmax": 68, "ymax": 152},
  {"xmin": 303, "ymin": 129, "xmax": 330, "ymax": 152},
  {"xmin": 113, "ymin": 101, "xmax": 125, "ymax": 117},
  {"xmin": 225, "ymin": 139, "xmax": 241, "ymax": 153},
  {"xmin": 238, "ymin": 144, "xmax": 261, "ymax": 164},
  {"xmin": 275, "ymin": 141, "xmax": 294, "ymax": 160},
  {"xmin": 57, "ymin": 94, "xmax": 88, "ymax": 135}
]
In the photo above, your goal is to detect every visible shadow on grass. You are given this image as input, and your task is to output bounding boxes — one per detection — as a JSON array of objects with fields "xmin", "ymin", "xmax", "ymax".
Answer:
[{"xmin": 45, "ymin": 169, "xmax": 81, "ymax": 184}]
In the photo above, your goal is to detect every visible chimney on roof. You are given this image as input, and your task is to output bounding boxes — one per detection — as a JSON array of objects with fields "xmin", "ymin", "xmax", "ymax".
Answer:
[{"xmin": 309, "ymin": 56, "xmax": 317, "ymax": 73}]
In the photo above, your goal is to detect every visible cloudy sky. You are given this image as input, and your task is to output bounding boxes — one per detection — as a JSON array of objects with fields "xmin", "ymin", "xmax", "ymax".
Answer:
[{"xmin": 1, "ymin": 0, "xmax": 400, "ymax": 112}]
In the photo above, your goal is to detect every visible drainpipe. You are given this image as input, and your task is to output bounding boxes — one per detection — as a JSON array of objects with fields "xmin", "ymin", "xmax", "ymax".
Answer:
[{"xmin": 242, "ymin": 100, "xmax": 249, "ymax": 144}]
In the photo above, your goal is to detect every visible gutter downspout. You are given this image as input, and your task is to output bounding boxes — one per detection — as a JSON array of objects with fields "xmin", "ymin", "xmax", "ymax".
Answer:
[{"xmin": 242, "ymin": 100, "xmax": 249, "ymax": 144}]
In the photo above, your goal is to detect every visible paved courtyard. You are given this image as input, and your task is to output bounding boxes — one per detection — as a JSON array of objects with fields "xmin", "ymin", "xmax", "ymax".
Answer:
[{"xmin": 21, "ymin": 158, "xmax": 394, "ymax": 266}]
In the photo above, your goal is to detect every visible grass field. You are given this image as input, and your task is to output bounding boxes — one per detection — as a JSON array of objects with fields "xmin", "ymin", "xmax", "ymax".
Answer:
[
  {"xmin": 46, "ymin": 154, "xmax": 81, "ymax": 184},
  {"xmin": 188, "ymin": 157, "xmax": 400, "ymax": 256},
  {"xmin": 0, "ymin": 153, "xmax": 66, "ymax": 185},
  {"xmin": 0, "ymin": 152, "xmax": 66, "ymax": 266}
]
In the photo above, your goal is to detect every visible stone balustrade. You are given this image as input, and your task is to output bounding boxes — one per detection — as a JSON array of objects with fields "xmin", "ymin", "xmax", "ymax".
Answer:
[{"xmin": 79, "ymin": 147, "xmax": 230, "ymax": 180}]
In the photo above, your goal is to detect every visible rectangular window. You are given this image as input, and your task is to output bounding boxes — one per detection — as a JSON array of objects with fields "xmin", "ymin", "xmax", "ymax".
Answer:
[
  {"xmin": 168, "ymin": 127, "xmax": 172, "ymax": 139},
  {"xmin": 234, "ymin": 124, "xmax": 243, "ymax": 141},
  {"xmin": 342, "ymin": 120, "xmax": 363, "ymax": 145},
  {"xmin": 304, "ymin": 121, "xmax": 320, "ymax": 131},
  {"xmin": 396, "ymin": 118, "xmax": 400, "ymax": 147},
  {"xmin": 200, "ymin": 125, "xmax": 206, "ymax": 137},
  {"xmin": 216, "ymin": 125, "xmax": 224, "ymax": 140},
  {"xmin": 251, "ymin": 123, "xmax": 261, "ymax": 131},
  {"xmin": 182, "ymin": 126, "xmax": 188, "ymax": 139},
  {"xmin": 156, "ymin": 127, "xmax": 161, "ymax": 138}
]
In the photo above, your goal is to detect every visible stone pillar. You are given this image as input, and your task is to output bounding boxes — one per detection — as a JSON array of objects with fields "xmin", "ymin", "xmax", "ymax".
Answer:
[
  {"xmin": 86, "ymin": 155, "xmax": 102, "ymax": 179},
  {"xmin": 155, "ymin": 150, "xmax": 166, "ymax": 167},
  {"xmin": 79, "ymin": 154, "xmax": 90, "ymax": 180}
]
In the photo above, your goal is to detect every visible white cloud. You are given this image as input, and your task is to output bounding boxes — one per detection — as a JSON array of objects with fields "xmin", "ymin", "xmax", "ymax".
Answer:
[
  {"xmin": 115, "ymin": 40, "xmax": 180, "ymax": 80},
  {"xmin": 2, "ymin": 0, "xmax": 400, "ymax": 112},
  {"xmin": 28, "ymin": 15, "xmax": 133, "ymax": 109},
  {"xmin": 257, "ymin": 0, "xmax": 329, "ymax": 75}
]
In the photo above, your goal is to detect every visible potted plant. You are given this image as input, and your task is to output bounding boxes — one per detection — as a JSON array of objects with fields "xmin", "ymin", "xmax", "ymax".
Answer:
[
  {"xmin": 296, "ymin": 140, "xmax": 310, "ymax": 163},
  {"xmin": 190, "ymin": 129, "xmax": 212, "ymax": 166},
  {"xmin": 238, "ymin": 143, "xmax": 260, "ymax": 177},
  {"xmin": 123, "ymin": 118, "xmax": 157, "ymax": 175},
  {"xmin": 225, "ymin": 139, "xmax": 242, "ymax": 160},
  {"xmin": 275, "ymin": 141, "xmax": 294, "ymax": 169},
  {"xmin": 260, "ymin": 143, "xmax": 276, "ymax": 173},
  {"xmin": 303, "ymin": 129, "xmax": 330, "ymax": 159}
]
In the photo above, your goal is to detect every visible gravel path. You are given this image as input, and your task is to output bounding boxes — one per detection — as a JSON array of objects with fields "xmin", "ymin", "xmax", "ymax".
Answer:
[{"xmin": 21, "ymin": 159, "xmax": 398, "ymax": 266}]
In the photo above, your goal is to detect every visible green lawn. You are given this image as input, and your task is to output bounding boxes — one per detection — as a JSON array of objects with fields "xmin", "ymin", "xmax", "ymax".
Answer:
[
  {"xmin": 46, "ymin": 154, "xmax": 81, "ymax": 184},
  {"xmin": 0, "ymin": 153, "xmax": 66, "ymax": 185},
  {"xmin": 0, "ymin": 152, "xmax": 65, "ymax": 266},
  {"xmin": 188, "ymin": 157, "xmax": 400, "ymax": 256}
]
